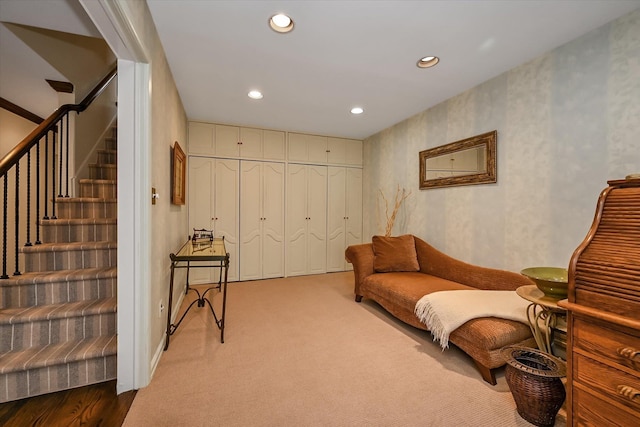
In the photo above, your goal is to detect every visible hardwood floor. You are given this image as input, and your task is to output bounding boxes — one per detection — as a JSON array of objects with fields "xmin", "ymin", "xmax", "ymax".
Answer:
[{"xmin": 0, "ymin": 381, "xmax": 136, "ymax": 427}]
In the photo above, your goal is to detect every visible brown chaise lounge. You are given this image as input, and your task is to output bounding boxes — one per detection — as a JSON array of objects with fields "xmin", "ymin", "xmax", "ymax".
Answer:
[{"xmin": 345, "ymin": 235, "xmax": 536, "ymax": 384}]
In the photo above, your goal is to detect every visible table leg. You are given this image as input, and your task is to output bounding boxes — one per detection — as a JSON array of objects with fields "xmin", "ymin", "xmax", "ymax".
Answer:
[
  {"xmin": 164, "ymin": 260, "xmax": 176, "ymax": 351},
  {"xmin": 220, "ymin": 254, "xmax": 230, "ymax": 343}
]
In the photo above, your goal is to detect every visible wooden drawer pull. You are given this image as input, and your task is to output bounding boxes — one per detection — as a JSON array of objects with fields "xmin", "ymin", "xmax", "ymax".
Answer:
[
  {"xmin": 617, "ymin": 347, "xmax": 640, "ymax": 362},
  {"xmin": 617, "ymin": 385, "xmax": 640, "ymax": 402}
]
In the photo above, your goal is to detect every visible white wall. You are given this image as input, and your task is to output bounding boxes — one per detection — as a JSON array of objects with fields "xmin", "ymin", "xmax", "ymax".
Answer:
[
  {"xmin": 107, "ymin": 0, "xmax": 188, "ymax": 384},
  {"xmin": 363, "ymin": 9, "xmax": 640, "ymax": 273},
  {"xmin": 0, "ymin": 110, "xmax": 36, "ymax": 157}
]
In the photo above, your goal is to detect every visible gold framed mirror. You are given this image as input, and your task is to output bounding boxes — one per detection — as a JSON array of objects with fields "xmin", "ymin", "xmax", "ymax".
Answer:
[{"xmin": 419, "ymin": 130, "xmax": 497, "ymax": 189}]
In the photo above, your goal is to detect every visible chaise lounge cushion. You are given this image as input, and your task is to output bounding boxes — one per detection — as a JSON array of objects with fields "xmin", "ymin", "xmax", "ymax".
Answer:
[{"xmin": 372, "ymin": 234, "xmax": 420, "ymax": 272}]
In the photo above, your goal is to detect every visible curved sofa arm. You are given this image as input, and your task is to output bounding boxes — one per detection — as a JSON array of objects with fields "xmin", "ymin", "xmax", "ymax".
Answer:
[
  {"xmin": 345, "ymin": 243, "xmax": 375, "ymax": 298},
  {"xmin": 414, "ymin": 236, "xmax": 533, "ymax": 291}
]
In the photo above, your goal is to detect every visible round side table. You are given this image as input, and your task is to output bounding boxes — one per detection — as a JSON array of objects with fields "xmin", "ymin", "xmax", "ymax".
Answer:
[{"xmin": 516, "ymin": 285, "xmax": 567, "ymax": 357}]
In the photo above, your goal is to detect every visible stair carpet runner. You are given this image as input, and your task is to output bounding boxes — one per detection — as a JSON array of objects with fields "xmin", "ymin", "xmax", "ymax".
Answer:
[{"xmin": 0, "ymin": 127, "xmax": 118, "ymax": 403}]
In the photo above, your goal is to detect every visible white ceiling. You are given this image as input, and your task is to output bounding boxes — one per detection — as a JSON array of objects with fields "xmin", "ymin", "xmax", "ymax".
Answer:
[
  {"xmin": 1, "ymin": 1, "xmax": 639, "ymax": 140},
  {"xmin": 147, "ymin": 0, "xmax": 640, "ymax": 139},
  {"xmin": 0, "ymin": 0, "xmax": 102, "ymax": 118}
]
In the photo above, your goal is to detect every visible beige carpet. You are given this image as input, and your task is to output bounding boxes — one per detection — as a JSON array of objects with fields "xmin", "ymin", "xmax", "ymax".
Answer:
[{"xmin": 123, "ymin": 272, "xmax": 565, "ymax": 427}]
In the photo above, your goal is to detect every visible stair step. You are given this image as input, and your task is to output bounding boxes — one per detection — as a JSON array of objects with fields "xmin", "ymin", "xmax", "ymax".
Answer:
[
  {"xmin": 0, "ymin": 267, "xmax": 117, "ymax": 309},
  {"xmin": 0, "ymin": 335, "xmax": 116, "ymax": 374},
  {"xmin": 0, "ymin": 297, "xmax": 117, "ymax": 352},
  {"xmin": 89, "ymin": 163, "xmax": 117, "ymax": 180},
  {"xmin": 0, "ymin": 336, "xmax": 116, "ymax": 402},
  {"xmin": 39, "ymin": 217, "xmax": 117, "ymax": 243},
  {"xmin": 79, "ymin": 179, "xmax": 117, "ymax": 199},
  {"xmin": 105, "ymin": 136, "xmax": 117, "ymax": 151},
  {"xmin": 97, "ymin": 149, "xmax": 117, "ymax": 165},
  {"xmin": 21, "ymin": 241, "xmax": 117, "ymax": 272},
  {"xmin": 54, "ymin": 198, "xmax": 117, "ymax": 219}
]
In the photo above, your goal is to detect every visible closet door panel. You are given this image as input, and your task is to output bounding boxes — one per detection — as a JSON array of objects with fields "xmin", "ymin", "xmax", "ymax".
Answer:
[
  {"xmin": 240, "ymin": 161, "xmax": 262, "ymax": 281},
  {"xmin": 263, "ymin": 130, "xmax": 285, "ymax": 160},
  {"xmin": 327, "ymin": 167, "xmax": 346, "ymax": 272},
  {"xmin": 327, "ymin": 138, "xmax": 346, "ymax": 165},
  {"xmin": 345, "ymin": 139, "xmax": 363, "ymax": 166},
  {"xmin": 240, "ymin": 128, "xmax": 262, "ymax": 159},
  {"xmin": 306, "ymin": 165, "xmax": 327, "ymax": 274},
  {"xmin": 288, "ymin": 133, "xmax": 307, "ymax": 162},
  {"xmin": 346, "ymin": 168, "xmax": 363, "ymax": 245},
  {"xmin": 287, "ymin": 164, "xmax": 309, "ymax": 276},
  {"xmin": 215, "ymin": 125, "xmax": 240, "ymax": 157},
  {"xmin": 214, "ymin": 159, "xmax": 239, "ymax": 281},
  {"xmin": 188, "ymin": 122, "xmax": 215, "ymax": 155},
  {"xmin": 345, "ymin": 168, "xmax": 363, "ymax": 270},
  {"xmin": 262, "ymin": 162, "xmax": 285, "ymax": 278},
  {"xmin": 188, "ymin": 157, "xmax": 215, "ymax": 284},
  {"xmin": 308, "ymin": 135, "xmax": 328, "ymax": 163}
]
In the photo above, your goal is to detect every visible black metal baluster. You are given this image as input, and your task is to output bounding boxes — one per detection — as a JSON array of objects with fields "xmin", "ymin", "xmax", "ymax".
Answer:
[
  {"xmin": 2, "ymin": 174, "xmax": 8, "ymax": 279},
  {"xmin": 58, "ymin": 117, "xmax": 63, "ymax": 198},
  {"xmin": 25, "ymin": 150, "xmax": 32, "ymax": 247},
  {"xmin": 43, "ymin": 133, "xmax": 49, "ymax": 220},
  {"xmin": 52, "ymin": 127, "xmax": 57, "ymax": 219},
  {"xmin": 65, "ymin": 113, "xmax": 69, "ymax": 197},
  {"xmin": 14, "ymin": 163, "xmax": 20, "ymax": 276},
  {"xmin": 36, "ymin": 139, "xmax": 41, "ymax": 245}
]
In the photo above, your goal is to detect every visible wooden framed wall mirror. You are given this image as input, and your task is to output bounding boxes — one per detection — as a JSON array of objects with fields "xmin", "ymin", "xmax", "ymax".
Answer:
[{"xmin": 419, "ymin": 130, "xmax": 497, "ymax": 189}]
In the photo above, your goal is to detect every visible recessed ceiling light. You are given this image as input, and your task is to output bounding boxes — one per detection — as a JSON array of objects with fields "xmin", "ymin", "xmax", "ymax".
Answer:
[
  {"xmin": 417, "ymin": 56, "xmax": 440, "ymax": 68},
  {"xmin": 248, "ymin": 90, "xmax": 263, "ymax": 100},
  {"xmin": 269, "ymin": 13, "xmax": 294, "ymax": 33},
  {"xmin": 351, "ymin": 107, "xmax": 364, "ymax": 115}
]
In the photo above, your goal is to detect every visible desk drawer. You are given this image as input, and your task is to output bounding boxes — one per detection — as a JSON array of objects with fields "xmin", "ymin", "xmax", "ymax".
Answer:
[
  {"xmin": 574, "ymin": 318, "xmax": 640, "ymax": 373},
  {"xmin": 574, "ymin": 386, "xmax": 640, "ymax": 426},
  {"xmin": 575, "ymin": 354, "xmax": 640, "ymax": 413}
]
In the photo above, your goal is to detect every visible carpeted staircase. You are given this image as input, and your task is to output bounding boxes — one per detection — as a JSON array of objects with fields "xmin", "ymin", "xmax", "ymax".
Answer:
[{"xmin": 0, "ymin": 126, "xmax": 118, "ymax": 403}]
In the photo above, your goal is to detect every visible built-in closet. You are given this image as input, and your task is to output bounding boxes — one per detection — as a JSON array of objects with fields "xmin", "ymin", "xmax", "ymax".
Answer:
[{"xmin": 187, "ymin": 121, "xmax": 362, "ymax": 282}]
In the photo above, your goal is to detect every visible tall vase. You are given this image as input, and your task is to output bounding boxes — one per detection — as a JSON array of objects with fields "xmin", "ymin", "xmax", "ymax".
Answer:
[{"xmin": 502, "ymin": 346, "xmax": 566, "ymax": 427}]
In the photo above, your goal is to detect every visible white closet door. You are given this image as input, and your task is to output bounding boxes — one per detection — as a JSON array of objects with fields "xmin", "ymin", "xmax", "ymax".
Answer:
[
  {"xmin": 286, "ymin": 164, "xmax": 309, "ymax": 276},
  {"xmin": 240, "ymin": 127, "xmax": 262, "ymax": 159},
  {"xmin": 306, "ymin": 165, "xmax": 327, "ymax": 274},
  {"xmin": 262, "ymin": 162, "xmax": 285, "ymax": 278},
  {"xmin": 263, "ymin": 130, "xmax": 285, "ymax": 161},
  {"xmin": 214, "ymin": 159, "xmax": 239, "ymax": 282},
  {"xmin": 188, "ymin": 122, "xmax": 215, "ymax": 155},
  {"xmin": 188, "ymin": 156, "xmax": 215, "ymax": 284},
  {"xmin": 240, "ymin": 161, "xmax": 262, "ymax": 281},
  {"xmin": 326, "ymin": 167, "xmax": 347, "ymax": 272},
  {"xmin": 215, "ymin": 125, "xmax": 240, "ymax": 157},
  {"xmin": 307, "ymin": 135, "xmax": 328, "ymax": 164},
  {"xmin": 345, "ymin": 168, "xmax": 363, "ymax": 270}
]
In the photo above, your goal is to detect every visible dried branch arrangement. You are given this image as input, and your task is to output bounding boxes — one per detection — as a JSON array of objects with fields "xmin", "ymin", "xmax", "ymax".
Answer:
[{"xmin": 379, "ymin": 185, "xmax": 412, "ymax": 237}]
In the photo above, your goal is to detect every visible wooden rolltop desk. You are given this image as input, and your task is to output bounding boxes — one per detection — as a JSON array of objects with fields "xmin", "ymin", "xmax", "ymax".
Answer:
[{"xmin": 559, "ymin": 177, "xmax": 640, "ymax": 425}]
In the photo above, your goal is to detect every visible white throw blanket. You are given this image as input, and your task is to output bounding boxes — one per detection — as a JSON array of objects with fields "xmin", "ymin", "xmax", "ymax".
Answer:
[{"xmin": 414, "ymin": 290, "xmax": 530, "ymax": 350}]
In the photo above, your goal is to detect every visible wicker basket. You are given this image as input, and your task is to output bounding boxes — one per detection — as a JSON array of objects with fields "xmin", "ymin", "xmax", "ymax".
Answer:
[{"xmin": 502, "ymin": 346, "xmax": 566, "ymax": 427}]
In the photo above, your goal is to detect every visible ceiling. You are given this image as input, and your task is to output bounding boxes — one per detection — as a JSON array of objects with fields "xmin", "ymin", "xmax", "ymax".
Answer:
[
  {"xmin": 0, "ymin": 0, "xmax": 101, "ymax": 118},
  {"xmin": 147, "ymin": 0, "xmax": 640, "ymax": 140},
  {"xmin": 2, "ymin": 1, "xmax": 639, "ymax": 140}
]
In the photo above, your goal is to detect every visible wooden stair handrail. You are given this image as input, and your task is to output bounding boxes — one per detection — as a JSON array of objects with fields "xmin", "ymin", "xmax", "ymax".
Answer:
[{"xmin": 0, "ymin": 65, "xmax": 117, "ymax": 177}]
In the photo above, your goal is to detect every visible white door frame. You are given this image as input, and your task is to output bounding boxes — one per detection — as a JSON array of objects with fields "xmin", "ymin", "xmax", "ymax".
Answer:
[{"xmin": 80, "ymin": 0, "xmax": 151, "ymax": 393}]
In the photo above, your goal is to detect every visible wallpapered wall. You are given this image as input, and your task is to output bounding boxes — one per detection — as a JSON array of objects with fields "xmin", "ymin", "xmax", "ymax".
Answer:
[
  {"xmin": 363, "ymin": 9, "xmax": 640, "ymax": 272},
  {"xmin": 123, "ymin": 0, "xmax": 188, "ymax": 378}
]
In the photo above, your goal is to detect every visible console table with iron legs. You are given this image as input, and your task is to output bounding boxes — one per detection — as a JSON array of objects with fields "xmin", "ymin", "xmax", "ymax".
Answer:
[{"xmin": 164, "ymin": 236, "xmax": 229, "ymax": 350}]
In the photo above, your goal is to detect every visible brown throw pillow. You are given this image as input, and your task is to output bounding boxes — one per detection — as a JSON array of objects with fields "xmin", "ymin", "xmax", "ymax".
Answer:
[{"xmin": 372, "ymin": 234, "xmax": 420, "ymax": 272}]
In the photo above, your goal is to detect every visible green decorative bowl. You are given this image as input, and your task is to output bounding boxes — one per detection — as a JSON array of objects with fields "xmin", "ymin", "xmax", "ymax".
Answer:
[{"xmin": 521, "ymin": 267, "xmax": 569, "ymax": 299}]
